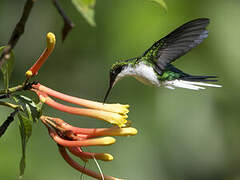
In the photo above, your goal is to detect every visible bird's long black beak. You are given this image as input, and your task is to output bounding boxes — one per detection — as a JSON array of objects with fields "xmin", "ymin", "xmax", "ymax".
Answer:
[
  {"xmin": 103, "ymin": 73, "xmax": 116, "ymax": 103},
  {"xmin": 103, "ymin": 80, "xmax": 114, "ymax": 103}
]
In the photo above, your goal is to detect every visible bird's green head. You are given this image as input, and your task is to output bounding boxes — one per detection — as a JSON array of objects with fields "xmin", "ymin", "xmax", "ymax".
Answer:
[{"xmin": 103, "ymin": 61, "xmax": 128, "ymax": 103}]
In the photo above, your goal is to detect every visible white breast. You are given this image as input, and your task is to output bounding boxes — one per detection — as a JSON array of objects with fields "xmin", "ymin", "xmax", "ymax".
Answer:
[{"xmin": 116, "ymin": 62, "xmax": 160, "ymax": 87}]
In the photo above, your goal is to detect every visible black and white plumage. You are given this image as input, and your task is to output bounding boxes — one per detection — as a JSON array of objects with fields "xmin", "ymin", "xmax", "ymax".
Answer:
[
  {"xmin": 143, "ymin": 18, "xmax": 210, "ymax": 74},
  {"xmin": 104, "ymin": 18, "xmax": 221, "ymax": 102}
]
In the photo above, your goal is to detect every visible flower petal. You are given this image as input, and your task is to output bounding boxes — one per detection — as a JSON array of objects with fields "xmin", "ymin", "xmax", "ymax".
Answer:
[
  {"xmin": 49, "ymin": 129, "xmax": 116, "ymax": 147},
  {"xmin": 36, "ymin": 91, "xmax": 129, "ymax": 127},
  {"xmin": 32, "ymin": 83, "xmax": 129, "ymax": 114},
  {"xmin": 68, "ymin": 147, "xmax": 114, "ymax": 161}
]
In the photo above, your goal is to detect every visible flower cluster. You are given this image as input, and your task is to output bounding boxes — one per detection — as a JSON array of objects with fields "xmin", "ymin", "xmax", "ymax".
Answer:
[
  {"xmin": 26, "ymin": 32, "xmax": 138, "ymax": 179},
  {"xmin": 32, "ymin": 83, "xmax": 129, "ymax": 127},
  {"xmin": 40, "ymin": 115, "xmax": 136, "ymax": 180}
]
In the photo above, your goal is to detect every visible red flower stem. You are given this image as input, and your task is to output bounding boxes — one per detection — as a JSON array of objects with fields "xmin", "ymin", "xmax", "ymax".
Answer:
[
  {"xmin": 48, "ymin": 128, "xmax": 115, "ymax": 147},
  {"xmin": 58, "ymin": 146, "xmax": 122, "ymax": 180},
  {"xmin": 32, "ymin": 83, "xmax": 106, "ymax": 109}
]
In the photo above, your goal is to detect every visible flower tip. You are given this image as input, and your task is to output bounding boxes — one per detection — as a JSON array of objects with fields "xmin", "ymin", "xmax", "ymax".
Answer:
[
  {"xmin": 25, "ymin": 70, "xmax": 33, "ymax": 78},
  {"xmin": 124, "ymin": 127, "xmax": 138, "ymax": 136},
  {"xmin": 114, "ymin": 115, "xmax": 128, "ymax": 128},
  {"xmin": 96, "ymin": 153, "xmax": 114, "ymax": 161},
  {"xmin": 123, "ymin": 104, "xmax": 130, "ymax": 108},
  {"xmin": 113, "ymin": 103, "xmax": 130, "ymax": 114},
  {"xmin": 46, "ymin": 32, "xmax": 56, "ymax": 48},
  {"xmin": 103, "ymin": 103, "xmax": 130, "ymax": 114},
  {"xmin": 101, "ymin": 137, "xmax": 116, "ymax": 145},
  {"xmin": 98, "ymin": 111, "xmax": 128, "ymax": 127}
]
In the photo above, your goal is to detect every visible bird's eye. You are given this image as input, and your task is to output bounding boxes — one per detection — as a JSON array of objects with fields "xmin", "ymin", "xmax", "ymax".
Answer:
[{"xmin": 114, "ymin": 66, "xmax": 122, "ymax": 74}]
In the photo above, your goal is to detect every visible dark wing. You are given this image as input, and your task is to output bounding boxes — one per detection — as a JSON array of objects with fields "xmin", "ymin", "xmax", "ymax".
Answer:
[{"xmin": 143, "ymin": 18, "xmax": 210, "ymax": 74}]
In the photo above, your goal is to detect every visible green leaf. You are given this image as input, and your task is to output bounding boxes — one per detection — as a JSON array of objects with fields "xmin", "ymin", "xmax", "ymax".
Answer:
[
  {"xmin": 150, "ymin": 0, "xmax": 168, "ymax": 12},
  {"xmin": 72, "ymin": 0, "xmax": 96, "ymax": 26},
  {"xmin": 0, "ymin": 46, "xmax": 15, "ymax": 89},
  {"xmin": 13, "ymin": 96, "xmax": 42, "ymax": 178},
  {"xmin": 13, "ymin": 95, "xmax": 42, "ymax": 123},
  {"xmin": 14, "ymin": 95, "xmax": 38, "ymax": 178},
  {"xmin": 18, "ymin": 110, "xmax": 33, "ymax": 178}
]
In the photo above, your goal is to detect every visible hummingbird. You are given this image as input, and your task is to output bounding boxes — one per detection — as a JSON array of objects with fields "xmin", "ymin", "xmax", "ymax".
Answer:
[{"xmin": 103, "ymin": 18, "xmax": 221, "ymax": 103}]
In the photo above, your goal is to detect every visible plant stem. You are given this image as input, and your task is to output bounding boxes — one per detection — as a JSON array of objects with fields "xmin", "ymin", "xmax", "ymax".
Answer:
[
  {"xmin": 0, "ymin": 101, "xmax": 22, "ymax": 110},
  {"xmin": 52, "ymin": 0, "xmax": 75, "ymax": 41},
  {"xmin": 0, "ymin": 102, "xmax": 22, "ymax": 137},
  {"xmin": 0, "ymin": 81, "xmax": 37, "ymax": 96},
  {"xmin": 0, "ymin": 109, "xmax": 19, "ymax": 137},
  {"xmin": 0, "ymin": 0, "xmax": 36, "ymax": 68},
  {"xmin": 0, "ymin": 85, "xmax": 24, "ymax": 95}
]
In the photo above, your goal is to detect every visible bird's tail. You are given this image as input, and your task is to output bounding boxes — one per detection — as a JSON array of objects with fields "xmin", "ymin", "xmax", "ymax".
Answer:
[
  {"xmin": 181, "ymin": 75, "xmax": 218, "ymax": 82},
  {"xmin": 164, "ymin": 75, "xmax": 222, "ymax": 90}
]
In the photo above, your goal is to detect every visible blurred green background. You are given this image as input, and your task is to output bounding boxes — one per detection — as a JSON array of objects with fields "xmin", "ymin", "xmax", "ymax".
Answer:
[{"xmin": 1, "ymin": 0, "xmax": 240, "ymax": 179}]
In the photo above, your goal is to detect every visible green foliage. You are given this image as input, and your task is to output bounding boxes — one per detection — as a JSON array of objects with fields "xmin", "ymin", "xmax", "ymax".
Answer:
[
  {"xmin": 13, "ymin": 95, "xmax": 42, "ymax": 178},
  {"xmin": 18, "ymin": 109, "xmax": 32, "ymax": 178},
  {"xmin": 13, "ymin": 95, "xmax": 42, "ymax": 123},
  {"xmin": 0, "ymin": 46, "xmax": 15, "ymax": 89},
  {"xmin": 71, "ymin": 0, "xmax": 167, "ymax": 27},
  {"xmin": 72, "ymin": 0, "xmax": 96, "ymax": 26},
  {"xmin": 150, "ymin": 0, "xmax": 168, "ymax": 11}
]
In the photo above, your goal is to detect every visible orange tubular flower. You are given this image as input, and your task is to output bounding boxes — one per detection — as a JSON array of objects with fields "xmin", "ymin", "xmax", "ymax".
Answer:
[
  {"xmin": 32, "ymin": 83, "xmax": 129, "ymax": 127},
  {"xmin": 27, "ymin": 32, "xmax": 138, "ymax": 180},
  {"xmin": 41, "ymin": 115, "xmax": 137, "ymax": 180},
  {"xmin": 26, "ymin": 32, "xmax": 56, "ymax": 78},
  {"xmin": 51, "ymin": 116, "xmax": 137, "ymax": 137},
  {"xmin": 32, "ymin": 83, "xmax": 129, "ymax": 114}
]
